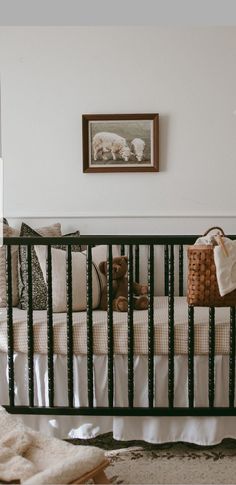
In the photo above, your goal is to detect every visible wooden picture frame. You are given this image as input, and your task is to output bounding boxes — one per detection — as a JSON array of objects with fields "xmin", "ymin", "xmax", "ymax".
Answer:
[{"xmin": 82, "ymin": 113, "xmax": 159, "ymax": 173}]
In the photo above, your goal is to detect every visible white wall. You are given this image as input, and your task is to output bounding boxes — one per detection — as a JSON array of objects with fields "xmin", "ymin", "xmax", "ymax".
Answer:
[{"xmin": 1, "ymin": 27, "xmax": 236, "ymax": 233}]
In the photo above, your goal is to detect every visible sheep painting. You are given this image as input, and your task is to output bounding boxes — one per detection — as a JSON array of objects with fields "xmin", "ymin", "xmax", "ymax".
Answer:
[{"xmin": 83, "ymin": 114, "xmax": 159, "ymax": 172}]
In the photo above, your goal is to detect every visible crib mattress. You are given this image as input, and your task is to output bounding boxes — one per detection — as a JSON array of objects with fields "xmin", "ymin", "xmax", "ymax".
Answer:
[{"xmin": 0, "ymin": 297, "xmax": 233, "ymax": 356}]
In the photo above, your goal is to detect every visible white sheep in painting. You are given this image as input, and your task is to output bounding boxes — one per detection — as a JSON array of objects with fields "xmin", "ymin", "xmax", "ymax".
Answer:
[
  {"xmin": 131, "ymin": 138, "xmax": 145, "ymax": 162},
  {"xmin": 92, "ymin": 132, "xmax": 132, "ymax": 162}
]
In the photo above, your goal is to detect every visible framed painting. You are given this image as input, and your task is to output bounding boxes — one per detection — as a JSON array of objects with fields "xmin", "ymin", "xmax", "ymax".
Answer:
[{"xmin": 82, "ymin": 113, "xmax": 159, "ymax": 173}]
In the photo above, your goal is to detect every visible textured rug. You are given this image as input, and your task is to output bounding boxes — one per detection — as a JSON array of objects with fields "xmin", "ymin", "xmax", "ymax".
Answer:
[{"xmin": 71, "ymin": 434, "xmax": 236, "ymax": 484}]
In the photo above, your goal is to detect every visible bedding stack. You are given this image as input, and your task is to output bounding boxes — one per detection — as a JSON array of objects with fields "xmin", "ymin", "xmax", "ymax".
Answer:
[{"xmin": 0, "ymin": 220, "xmax": 120, "ymax": 313}]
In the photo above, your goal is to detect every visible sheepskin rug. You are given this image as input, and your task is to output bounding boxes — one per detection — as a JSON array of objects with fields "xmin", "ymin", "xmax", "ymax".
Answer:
[{"xmin": 0, "ymin": 407, "xmax": 105, "ymax": 484}]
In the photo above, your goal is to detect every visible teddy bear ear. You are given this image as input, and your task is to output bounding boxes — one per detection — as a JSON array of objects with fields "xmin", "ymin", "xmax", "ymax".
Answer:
[
  {"xmin": 99, "ymin": 261, "xmax": 106, "ymax": 274},
  {"xmin": 122, "ymin": 256, "xmax": 128, "ymax": 262}
]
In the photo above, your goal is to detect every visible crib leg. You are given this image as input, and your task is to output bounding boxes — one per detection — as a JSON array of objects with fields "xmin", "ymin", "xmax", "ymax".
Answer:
[{"xmin": 93, "ymin": 470, "xmax": 110, "ymax": 484}]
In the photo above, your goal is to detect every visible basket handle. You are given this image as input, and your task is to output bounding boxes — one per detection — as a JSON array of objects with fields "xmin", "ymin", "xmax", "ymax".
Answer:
[{"xmin": 203, "ymin": 226, "xmax": 225, "ymax": 237}]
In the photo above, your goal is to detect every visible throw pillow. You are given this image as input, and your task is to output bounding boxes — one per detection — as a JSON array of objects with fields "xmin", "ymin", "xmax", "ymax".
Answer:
[{"xmin": 18, "ymin": 222, "xmax": 62, "ymax": 310}]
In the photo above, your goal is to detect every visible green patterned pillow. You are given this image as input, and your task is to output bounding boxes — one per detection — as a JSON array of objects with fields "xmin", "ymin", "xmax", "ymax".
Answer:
[{"xmin": 18, "ymin": 223, "xmax": 80, "ymax": 310}]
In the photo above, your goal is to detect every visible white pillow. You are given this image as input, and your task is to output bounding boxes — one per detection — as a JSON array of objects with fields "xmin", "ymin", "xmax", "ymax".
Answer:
[{"xmin": 34, "ymin": 244, "xmax": 120, "ymax": 313}]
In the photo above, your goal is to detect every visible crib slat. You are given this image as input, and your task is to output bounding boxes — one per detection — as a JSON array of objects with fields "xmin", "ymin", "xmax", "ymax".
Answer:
[
  {"xmin": 188, "ymin": 305, "xmax": 194, "ymax": 408},
  {"xmin": 120, "ymin": 245, "xmax": 125, "ymax": 256},
  {"xmin": 87, "ymin": 245, "xmax": 94, "ymax": 408},
  {"xmin": 135, "ymin": 245, "xmax": 140, "ymax": 283},
  {"xmin": 229, "ymin": 307, "xmax": 236, "ymax": 407},
  {"xmin": 148, "ymin": 244, "xmax": 154, "ymax": 408},
  {"xmin": 27, "ymin": 245, "xmax": 34, "ymax": 407},
  {"xmin": 6, "ymin": 245, "xmax": 14, "ymax": 407},
  {"xmin": 209, "ymin": 307, "xmax": 215, "ymax": 408},
  {"xmin": 107, "ymin": 245, "xmax": 114, "ymax": 408},
  {"xmin": 179, "ymin": 245, "xmax": 184, "ymax": 297},
  {"xmin": 168, "ymin": 245, "xmax": 174, "ymax": 408},
  {"xmin": 128, "ymin": 245, "xmax": 134, "ymax": 408},
  {"xmin": 66, "ymin": 245, "xmax": 74, "ymax": 408},
  {"xmin": 164, "ymin": 245, "xmax": 169, "ymax": 296},
  {"xmin": 46, "ymin": 245, "xmax": 54, "ymax": 407}
]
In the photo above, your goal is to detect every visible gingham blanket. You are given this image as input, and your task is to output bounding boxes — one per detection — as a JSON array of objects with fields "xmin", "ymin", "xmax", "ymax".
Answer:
[{"xmin": 0, "ymin": 297, "xmax": 232, "ymax": 355}]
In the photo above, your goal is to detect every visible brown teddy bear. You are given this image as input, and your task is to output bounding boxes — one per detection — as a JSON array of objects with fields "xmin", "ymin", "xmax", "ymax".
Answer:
[{"xmin": 99, "ymin": 256, "xmax": 148, "ymax": 312}]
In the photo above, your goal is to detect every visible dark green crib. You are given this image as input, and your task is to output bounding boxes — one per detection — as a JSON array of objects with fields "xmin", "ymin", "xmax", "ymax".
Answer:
[{"xmin": 3, "ymin": 234, "xmax": 236, "ymax": 417}]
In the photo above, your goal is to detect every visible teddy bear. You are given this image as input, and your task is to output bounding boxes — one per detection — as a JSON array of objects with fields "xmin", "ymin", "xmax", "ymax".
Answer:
[{"xmin": 99, "ymin": 255, "xmax": 149, "ymax": 312}]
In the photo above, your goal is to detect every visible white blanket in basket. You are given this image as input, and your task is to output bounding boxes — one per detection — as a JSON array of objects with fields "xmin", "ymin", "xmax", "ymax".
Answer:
[{"xmin": 214, "ymin": 238, "xmax": 236, "ymax": 296}]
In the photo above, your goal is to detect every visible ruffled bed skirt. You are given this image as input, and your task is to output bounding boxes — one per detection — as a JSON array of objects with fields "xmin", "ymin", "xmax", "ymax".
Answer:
[{"xmin": 0, "ymin": 352, "xmax": 235, "ymax": 445}]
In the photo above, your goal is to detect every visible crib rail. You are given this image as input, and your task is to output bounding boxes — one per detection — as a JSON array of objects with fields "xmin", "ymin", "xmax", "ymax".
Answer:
[{"xmin": 2, "ymin": 234, "xmax": 236, "ymax": 417}]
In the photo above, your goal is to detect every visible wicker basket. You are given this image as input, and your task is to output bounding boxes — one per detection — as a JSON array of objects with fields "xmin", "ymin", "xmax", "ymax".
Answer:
[{"xmin": 187, "ymin": 227, "xmax": 236, "ymax": 307}]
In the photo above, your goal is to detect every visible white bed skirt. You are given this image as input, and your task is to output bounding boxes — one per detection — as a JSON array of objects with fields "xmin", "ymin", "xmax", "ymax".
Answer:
[{"xmin": 0, "ymin": 352, "xmax": 236, "ymax": 445}]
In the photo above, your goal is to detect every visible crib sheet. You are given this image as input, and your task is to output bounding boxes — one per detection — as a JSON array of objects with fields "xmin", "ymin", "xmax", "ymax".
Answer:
[{"xmin": 0, "ymin": 297, "xmax": 233, "ymax": 355}]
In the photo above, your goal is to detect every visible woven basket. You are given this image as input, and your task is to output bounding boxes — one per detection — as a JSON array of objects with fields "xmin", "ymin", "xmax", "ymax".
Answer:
[{"xmin": 187, "ymin": 226, "xmax": 236, "ymax": 307}]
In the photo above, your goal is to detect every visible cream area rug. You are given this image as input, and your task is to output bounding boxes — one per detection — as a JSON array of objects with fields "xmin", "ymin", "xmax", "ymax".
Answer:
[{"xmin": 71, "ymin": 434, "xmax": 236, "ymax": 484}]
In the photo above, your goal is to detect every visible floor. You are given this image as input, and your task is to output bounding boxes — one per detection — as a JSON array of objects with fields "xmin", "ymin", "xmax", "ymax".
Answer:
[{"xmin": 71, "ymin": 434, "xmax": 236, "ymax": 484}]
